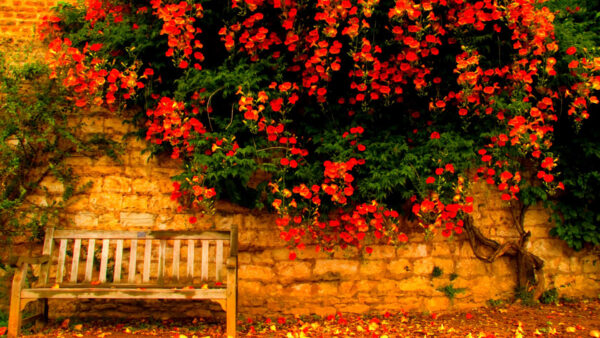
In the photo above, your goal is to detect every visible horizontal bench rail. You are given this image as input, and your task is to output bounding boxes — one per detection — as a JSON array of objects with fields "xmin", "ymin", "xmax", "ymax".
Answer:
[
  {"xmin": 53, "ymin": 230, "xmax": 230, "ymax": 240},
  {"xmin": 22, "ymin": 288, "xmax": 227, "ymax": 300}
]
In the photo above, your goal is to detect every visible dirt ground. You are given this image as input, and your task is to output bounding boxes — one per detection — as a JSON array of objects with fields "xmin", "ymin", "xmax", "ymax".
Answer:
[{"xmin": 16, "ymin": 298, "xmax": 600, "ymax": 337}]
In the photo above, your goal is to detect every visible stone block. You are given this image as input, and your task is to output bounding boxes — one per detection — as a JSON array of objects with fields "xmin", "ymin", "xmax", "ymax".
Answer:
[
  {"xmin": 73, "ymin": 212, "xmax": 98, "ymax": 228},
  {"xmin": 388, "ymin": 259, "xmax": 412, "ymax": 275},
  {"xmin": 311, "ymin": 306, "xmax": 337, "ymax": 317},
  {"xmin": 121, "ymin": 195, "xmax": 151, "ymax": 211},
  {"xmin": 148, "ymin": 194, "xmax": 179, "ymax": 212},
  {"xmin": 490, "ymin": 257, "xmax": 515, "ymax": 277},
  {"xmin": 102, "ymin": 176, "xmax": 131, "ymax": 193},
  {"xmin": 413, "ymin": 257, "xmax": 435, "ymax": 275},
  {"xmin": 124, "ymin": 166, "xmax": 151, "ymax": 178},
  {"xmin": 40, "ymin": 177, "xmax": 64, "ymax": 194},
  {"xmin": 98, "ymin": 212, "xmax": 120, "ymax": 228},
  {"xmin": 251, "ymin": 250, "xmax": 274, "ymax": 265},
  {"xmin": 399, "ymin": 243, "xmax": 428, "ymax": 257},
  {"xmin": 582, "ymin": 256, "xmax": 600, "ymax": 274},
  {"xmin": 523, "ymin": 207, "xmax": 551, "ymax": 228},
  {"xmin": 238, "ymin": 264, "xmax": 275, "ymax": 282},
  {"xmin": 317, "ymin": 282, "xmax": 339, "ymax": 296},
  {"xmin": 338, "ymin": 303, "xmax": 370, "ymax": 314},
  {"xmin": 365, "ymin": 245, "xmax": 396, "ymax": 259},
  {"xmin": 313, "ymin": 259, "xmax": 358, "ymax": 279},
  {"xmin": 359, "ymin": 260, "xmax": 387, "ymax": 277},
  {"xmin": 529, "ymin": 239, "xmax": 565, "ymax": 258},
  {"xmin": 131, "ymin": 178, "xmax": 160, "ymax": 194},
  {"xmin": 275, "ymin": 261, "xmax": 312, "ymax": 283},
  {"xmin": 120, "ymin": 212, "xmax": 155, "ymax": 227},
  {"xmin": 81, "ymin": 116, "xmax": 103, "ymax": 134},
  {"xmin": 455, "ymin": 258, "xmax": 489, "ymax": 277},
  {"xmin": 289, "ymin": 282, "xmax": 315, "ymax": 296},
  {"xmin": 355, "ymin": 280, "xmax": 378, "ymax": 292},
  {"xmin": 396, "ymin": 277, "xmax": 434, "ymax": 292},
  {"xmin": 104, "ymin": 117, "xmax": 130, "ymax": 134}
]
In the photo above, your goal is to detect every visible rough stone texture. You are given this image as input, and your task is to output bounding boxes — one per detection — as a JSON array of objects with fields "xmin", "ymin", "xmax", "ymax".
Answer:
[{"xmin": 2, "ymin": 17, "xmax": 600, "ymax": 320}]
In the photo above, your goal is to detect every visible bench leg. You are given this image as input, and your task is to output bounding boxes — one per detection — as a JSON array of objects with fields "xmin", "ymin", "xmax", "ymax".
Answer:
[
  {"xmin": 226, "ymin": 266, "xmax": 237, "ymax": 338},
  {"xmin": 8, "ymin": 264, "xmax": 28, "ymax": 338}
]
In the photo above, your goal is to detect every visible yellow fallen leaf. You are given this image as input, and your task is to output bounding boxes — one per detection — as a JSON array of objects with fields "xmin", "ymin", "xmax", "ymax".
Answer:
[
  {"xmin": 51, "ymin": 284, "xmax": 60, "ymax": 289},
  {"xmin": 566, "ymin": 327, "xmax": 576, "ymax": 333},
  {"xmin": 201, "ymin": 284, "xmax": 208, "ymax": 289},
  {"xmin": 286, "ymin": 333, "xmax": 294, "ymax": 338},
  {"xmin": 73, "ymin": 324, "xmax": 83, "ymax": 331},
  {"xmin": 310, "ymin": 323, "xmax": 319, "ymax": 329},
  {"xmin": 368, "ymin": 322, "xmax": 379, "ymax": 331},
  {"xmin": 124, "ymin": 328, "xmax": 131, "ymax": 333},
  {"xmin": 356, "ymin": 325, "xmax": 364, "ymax": 332},
  {"xmin": 178, "ymin": 335, "xmax": 187, "ymax": 338},
  {"xmin": 270, "ymin": 325, "xmax": 276, "ymax": 331},
  {"xmin": 590, "ymin": 330, "xmax": 600, "ymax": 338}
]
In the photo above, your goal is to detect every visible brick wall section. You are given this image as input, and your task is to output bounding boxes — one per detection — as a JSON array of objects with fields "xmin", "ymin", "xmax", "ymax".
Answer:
[
  {"xmin": 1, "ymin": 3, "xmax": 599, "ymax": 319},
  {"xmin": 0, "ymin": 0, "xmax": 59, "ymax": 41}
]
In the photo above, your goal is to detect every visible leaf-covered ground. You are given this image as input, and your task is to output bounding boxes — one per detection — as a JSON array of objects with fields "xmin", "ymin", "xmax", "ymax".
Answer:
[{"xmin": 14, "ymin": 299, "xmax": 600, "ymax": 337}]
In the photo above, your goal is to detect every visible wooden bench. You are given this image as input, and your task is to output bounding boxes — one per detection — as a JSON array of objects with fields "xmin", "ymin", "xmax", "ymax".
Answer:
[{"xmin": 8, "ymin": 226, "xmax": 238, "ymax": 338}]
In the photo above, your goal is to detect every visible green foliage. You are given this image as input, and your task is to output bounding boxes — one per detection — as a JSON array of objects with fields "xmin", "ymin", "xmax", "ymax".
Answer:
[
  {"xmin": 437, "ymin": 284, "xmax": 466, "ymax": 301},
  {"xmin": 431, "ymin": 266, "xmax": 443, "ymax": 278},
  {"xmin": 486, "ymin": 299, "xmax": 505, "ymax": 307},
  {"xmin": 539, "ymin": 288, "xmax": 560, "ymax": 305},
  {"xmin": 515, "ymin": 287, "xmax": 537, "ymax": 306},
  {"xmin": 0, "ymin": 48, "xmax": 119, "ymax": 243}
]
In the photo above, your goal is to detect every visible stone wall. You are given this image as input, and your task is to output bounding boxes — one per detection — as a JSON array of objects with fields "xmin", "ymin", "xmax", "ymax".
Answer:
[
  {"xmin": 25, "ymin": 109, "xmax": 600, "ymax": 318},
  {"xmin": 1, "ymin": 6, "xmax": 599, "ymax": 320}
]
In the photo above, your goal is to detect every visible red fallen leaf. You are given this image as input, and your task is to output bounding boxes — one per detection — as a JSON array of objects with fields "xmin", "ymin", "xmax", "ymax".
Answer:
[
  {"xmin": 91, "ymin": 280, "xmax": 101, "ymax": 285},
  {"xmin": 466, "ymin": 313, "xmax": 473, "ymax": 319},
  {"xmin": 0, "ymin": 327, "xmax": 7, "ymax": 335},
  {"xmin": 431, "ymin": 313, "xmax": 438, "ymax": 320},
  {"xmin": 61, "ymin": 318, "xmax": 70, "ymax": 329}
]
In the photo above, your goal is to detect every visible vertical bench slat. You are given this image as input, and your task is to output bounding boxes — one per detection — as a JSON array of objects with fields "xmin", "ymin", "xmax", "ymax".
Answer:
[
  {"xmin": 56, "ymin": 239, "xmax": 68, "ymax": 283},
  {"xmin": 172, "ymin": 239, "xmax": 180, "ymax": 281},
  {"xmin": 114, "ymin": 239, "xmax": 123, "ymax": 282},
  {"xmin": 70, "ymin": 239, "xmax": 81, "ymax": 283},
  {"xmin": 215, "ymin": 240, "xmax": 223, "ymax": 281},
  {"xmin": 158, "ymin": 240, "xmax": 166, "ymax": 283},
  {"xmin": 84, "ymin": 239, "xmax": 95, "ymax": 282},
  {"xmin": 40, "ymin": 227, "xmax": 55, "ymax": 286},
  {"xmin": 201, "ymin": 240, "xmax": 209, "ymax": 281},
  {"xmin": 143, "ymin": 239, "xmax": 151, "ymax": 283},
  {"xmin": 99, "ymin": 239, "xmax": 110, "ymax": 283},
  {"xmin": 128, "ymin": 239, "xmax": 137, "ymax": 283},
  {"xmin": 187, "ymin": 240, "xmax": 194, "ymax": 280}
]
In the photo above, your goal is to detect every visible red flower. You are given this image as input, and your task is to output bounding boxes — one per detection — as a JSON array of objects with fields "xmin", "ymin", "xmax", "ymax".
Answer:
[
  {"xmin": 289, "ymin": 251, "xmax": 297, "ymax": 260},
  {"xmin": 566, "ymin": 46, "xmax": 577, "ymax": 55},
  {"xmin": 426, "ymin": 176, "xmax": 435, "ymax": 184},
  {"xmin": 357, "ymin": 144, "xmax": 366, "ymax": 151},
  {"xmin": 430, "ymin": 132, "xmax": 440, "ymax": 139},
  {"xmin": 189, "ymin": 216, "xmax": 197, "ymax": 224}
]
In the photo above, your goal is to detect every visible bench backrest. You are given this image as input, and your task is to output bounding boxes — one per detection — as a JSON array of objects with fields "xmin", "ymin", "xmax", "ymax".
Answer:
[{"xmin": 39, "ymin": 227, "xmax": 238, "ymax": 287}]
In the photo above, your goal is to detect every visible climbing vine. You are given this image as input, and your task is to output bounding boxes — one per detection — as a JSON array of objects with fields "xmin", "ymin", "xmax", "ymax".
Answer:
[{"xmin": 39, "ymin": 0, "xmax": 600, "ymax": 294}]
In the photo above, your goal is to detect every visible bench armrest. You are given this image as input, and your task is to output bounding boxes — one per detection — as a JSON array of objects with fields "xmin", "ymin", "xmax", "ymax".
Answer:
[
  {"xmin": 17, "ymin": 255, "xmax": 50, "ymax": 266},
  {"xmin": 226, "ymin": 256, "xmax": 237, "ymax": 269}
]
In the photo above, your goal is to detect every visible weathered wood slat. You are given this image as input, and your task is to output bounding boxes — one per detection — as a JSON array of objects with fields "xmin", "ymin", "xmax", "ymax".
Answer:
[
  {"xmin": 40, "ymin": 227, "xmax": 55, "ymax": 286},
  {"xmin": 187, "ymin": 240, "xmax": 194, "ymax": 279},
  {"xmin": 70, "ymin": 239, "xmax": 81, "ymax": 283},
  {"xmin": 54, "ymin": 230, "xmax": 229, "ymax": 240},
  {"xmin": 128, "ymin": 239, "xmax": 137, "ymax": 283},
  {"xmin": 114, "ymin": 240, "xmax": 123, "ymax": 282},
  {"xmin": 143, "ymin": 239, "xmax": 151, "ymax": 283},
  {"xmin": 56, "ymin": 239, "xmax": 68, "ymax": 283},
  {"xmin": 216, "ymin": 240, "xmax": 223, "ymax": 281},
  {"xmin": 201, "ymin": 240, "xmax": 209, "ymax": 281},
  {"xmin": 99, "ymin": 239, "xmax": 110, "ymax": 283},
  {"xmin": 158, "ymin": 240, "xmax": 166, "ymax": 283},
  {"xmin": 172, "ymin": 240, "xmax": 180, "ymax": 281},
  {"xmin": 21, "ymin": 288, "xmax": 226, "ymax": 300},
  {"xmin": 84, "ymin": 239, "xmax": 95, "ymax": 282}
]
